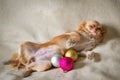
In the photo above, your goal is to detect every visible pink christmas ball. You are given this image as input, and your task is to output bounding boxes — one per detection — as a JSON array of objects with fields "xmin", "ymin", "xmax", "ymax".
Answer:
[{"xmin": 59, "ymin": 57, "xmax": 74, "ymax": 72}]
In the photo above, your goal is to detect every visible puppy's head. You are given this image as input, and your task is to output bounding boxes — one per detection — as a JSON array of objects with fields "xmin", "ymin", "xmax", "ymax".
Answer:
[{"xmin": 78, "ymin": 20, "xmax": 106, "ymax": 38}]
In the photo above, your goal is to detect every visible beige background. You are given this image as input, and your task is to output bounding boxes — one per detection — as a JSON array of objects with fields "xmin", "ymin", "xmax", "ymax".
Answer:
[{"xmin": 0, "ymin": 0, "xmax": 120, "ymax": 80}]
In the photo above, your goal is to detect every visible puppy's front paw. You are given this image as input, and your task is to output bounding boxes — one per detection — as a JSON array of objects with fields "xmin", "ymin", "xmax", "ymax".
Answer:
[
  {"xmin": 87, "ymin": 51, "xmax": 95, "ymax": 60},
  {"xmin": 66, "ymin": 38, "xmax": 78, "ymax": 49}
]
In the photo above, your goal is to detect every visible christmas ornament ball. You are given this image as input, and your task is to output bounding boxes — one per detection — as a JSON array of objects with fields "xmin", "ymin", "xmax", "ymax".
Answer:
[
  {"xmin": 51, "ymin": 54, "xmax": 62, "ymax": 67},
  {"xmin": 59, "ymin": 57, "xmax": 74, "ymax": 72},
  {"xmin": 65, "ymin": 49, "xmax": 78, "ymax": 61}
]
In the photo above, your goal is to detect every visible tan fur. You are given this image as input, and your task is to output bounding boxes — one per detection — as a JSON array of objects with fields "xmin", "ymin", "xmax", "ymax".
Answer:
[{"xmin": 5, "ymin": 20, "xmax": 106, "ymax": 77}]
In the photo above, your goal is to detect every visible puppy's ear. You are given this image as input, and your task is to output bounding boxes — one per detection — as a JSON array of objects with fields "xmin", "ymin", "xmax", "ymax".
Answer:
[
  {"xmin": 78, "ymin": 21, "xmax": 86, "ymax": 32},
  {"xmin": 101, "ymin": 25, "xmax": 107, "ymax": 34},
  {"xmin": 66, "ymin": 38, "xmax": 77, "ymax": 49},
  {"xmin": 101, "ymin": 25, "xmax": 107, "ymax": 36}
]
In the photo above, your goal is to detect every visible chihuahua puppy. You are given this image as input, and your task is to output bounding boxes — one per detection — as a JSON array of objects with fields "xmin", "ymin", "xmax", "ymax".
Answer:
[{"xmin": 4, "ymin": 20, "xmax": 106, "ymax": 77}]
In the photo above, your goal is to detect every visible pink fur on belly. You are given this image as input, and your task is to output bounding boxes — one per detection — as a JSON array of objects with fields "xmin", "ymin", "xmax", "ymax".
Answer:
[{"xmin": 33, "ymin": 46, "xmax": 61, "ymax": 62}]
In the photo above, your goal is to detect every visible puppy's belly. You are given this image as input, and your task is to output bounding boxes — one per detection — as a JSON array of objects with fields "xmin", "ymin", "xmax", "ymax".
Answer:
[{"xmin": 33, "ymin": 45, "xmax": 61, "ymax": 62}]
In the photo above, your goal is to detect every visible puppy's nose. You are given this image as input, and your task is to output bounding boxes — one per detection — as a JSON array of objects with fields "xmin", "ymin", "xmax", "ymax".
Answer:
[
  {"xmin": 95, "ymin": 28, "xmax": 98, "ymax": 31},
  {"xmin": 97, "ymin": 28, "xmax": 101, "ymax": 31},
  {"xmin": 94, "ymin": 28, "xmax": 98, "ymax": 33}
]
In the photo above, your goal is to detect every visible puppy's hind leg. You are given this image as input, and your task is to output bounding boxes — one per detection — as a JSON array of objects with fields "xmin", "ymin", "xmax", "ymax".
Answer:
[
  {"xmin": 23, "ymin": 61, "xmax": 52, "ymax": 77},
  {"xmin": 18, "ymin": 41, "xmax": 41, "ymax": 64},
  {"xmin": 23, "ymin": 60, "xmax": 52, "ymax": 77},
  {"xmin": 26, "ymin": 60, "xmax": 52, "ymax": 72}
]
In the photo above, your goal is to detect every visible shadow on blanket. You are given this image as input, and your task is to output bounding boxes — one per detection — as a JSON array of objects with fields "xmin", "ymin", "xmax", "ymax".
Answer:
[{"xmin": 103, "ymin": 24, "xmax": 120, "ymax": 43}]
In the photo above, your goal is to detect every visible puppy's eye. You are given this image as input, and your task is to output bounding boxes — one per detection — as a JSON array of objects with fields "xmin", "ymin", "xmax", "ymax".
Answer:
[{"xmin": 89, "ymin": 25, "xmax": 93, "ymax": 29}]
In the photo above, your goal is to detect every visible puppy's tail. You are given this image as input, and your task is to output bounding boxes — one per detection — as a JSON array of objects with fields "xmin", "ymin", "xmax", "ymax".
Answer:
[
  {"xmin": 3, "ymin": 60, "xmax": 18, "ymax": 65},
  {"xmin": 3, "ymin": 53, "xmax": 20, "ymax": 67}
]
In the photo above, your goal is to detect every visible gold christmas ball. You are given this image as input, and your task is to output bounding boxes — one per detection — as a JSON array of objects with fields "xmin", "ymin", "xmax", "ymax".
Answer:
[{"xmin": 65, "ymin": 49, "xmax": 78, "ymax": 61}]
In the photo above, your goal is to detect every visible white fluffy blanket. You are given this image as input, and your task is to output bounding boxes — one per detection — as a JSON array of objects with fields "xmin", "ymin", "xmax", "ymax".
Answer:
[{"xmin": 0, "ymin": 0, "xmax": 120, "ymax": 80}]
